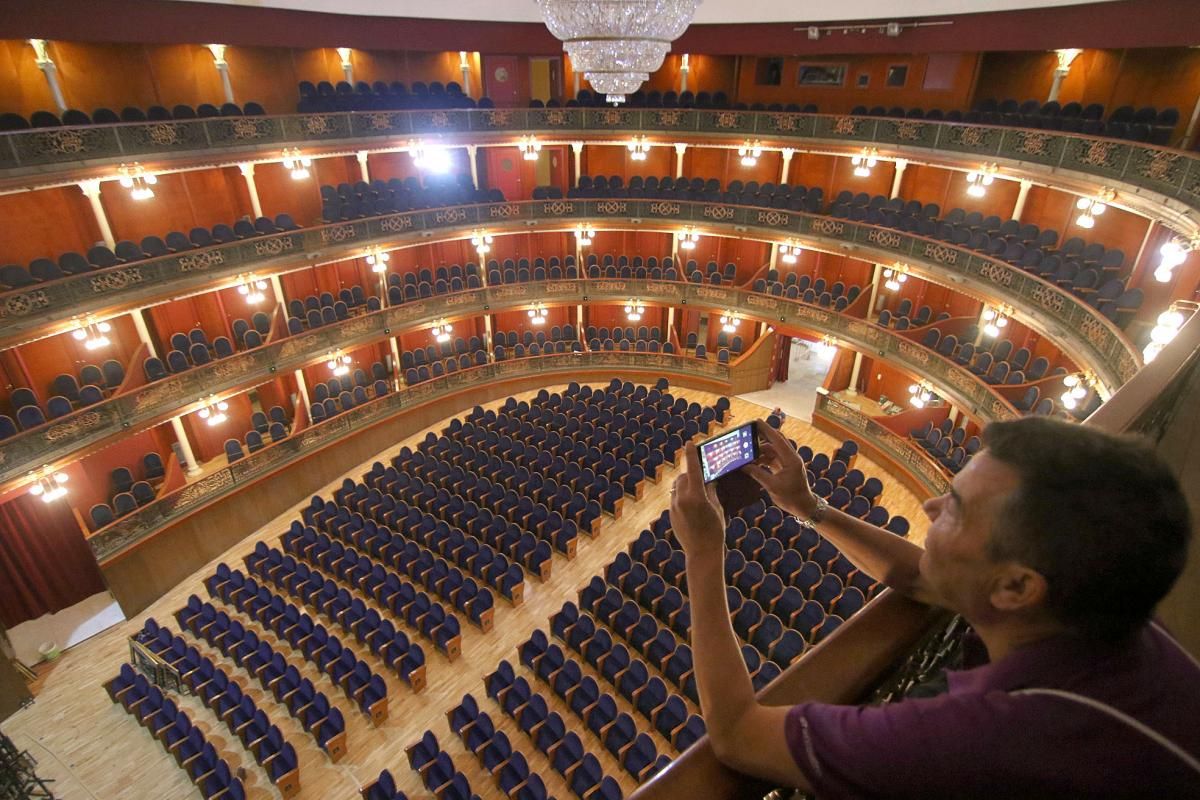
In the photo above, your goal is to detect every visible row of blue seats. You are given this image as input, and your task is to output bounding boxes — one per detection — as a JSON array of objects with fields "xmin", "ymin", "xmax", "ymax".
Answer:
[
  {"xmin": 0, "ymin": 101, "xmax": 265, "ymax": 130},
  {"xmin": 307, "ymin": 380, "xmax": 391, "ymax": 427},
  {"xmin": 104, "ymin": 663, "xmax": 249, "ymax": 800},
  {"xmin": 444, "ymin": 698, "xmax": 558, "ymax": 800},
  {"xmin": 404, "ymin": 732, "xmax": 481, "ymax": 800}
]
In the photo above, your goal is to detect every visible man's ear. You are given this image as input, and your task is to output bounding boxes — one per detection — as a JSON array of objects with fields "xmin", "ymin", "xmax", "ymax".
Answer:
[{"xmin": 989, "ymin": 563, "xmax": 1049, "ymax": 613}]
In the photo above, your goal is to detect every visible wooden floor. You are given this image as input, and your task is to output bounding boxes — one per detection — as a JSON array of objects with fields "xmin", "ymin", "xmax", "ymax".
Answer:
[{"xmin": 0, "ymin": 385, "xmax": 927, "ymax": 800}]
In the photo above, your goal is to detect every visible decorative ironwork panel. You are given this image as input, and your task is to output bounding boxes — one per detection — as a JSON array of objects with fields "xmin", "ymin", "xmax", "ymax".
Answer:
[
  {"xmin": 10, "ymin": 125, "xmax": 120, "ymax": 165},
  {"xmin": 581, "ymin": 108, "xmax": 638, "ymax": 130},
  {"xmin": 757, "ymin": 113, "xmax": 817, "ymax": 137},
  {"xmin": 1060, "ymin": 136, "xmax": 1132, "ymax": 181},
  {"xmin": 1125, "ymin": 145, "xmax": 1190, "ymax": 199},
  {"xmin": 875, "ymin": 120, "xmax": 939, "ymax": 148},
  {"xmin": 1000, "ymin": 129, "xmax": 1067, "ymax": 168},
  {"xmin": 698, "ymin": 110, "xmax": 754, "ymax": 133},
  {"xmin": 282, "ymin": 114, "xmax": 352, "ymax": 141},
  {"xmin": 348, "ymin": 112, "xmax": 414, "ymax": 138},
  {"xmin": 811, "ymin": 115, "xmax": 876, "ymax": 142},
  {"xmin": 522, "ymin": 108, "xmax": 582, "ymax": 131},
  {"xmin": 410, "ymin": 110, "xmax": 470, "ymax": 134},
  {"xmin": 119, "ymin": 121, "xmax": 209, "ymax": 154},
  {"xmin": 935, "ymin": 124, "xmax": 1003, "ymax": 156},
  {"xmin": 204, "ymin": 117, "xmax": 284, "ymax": 148},
  {"xmin": 642, "ymin": 109, "xmax": 698, "ymax": 132}
]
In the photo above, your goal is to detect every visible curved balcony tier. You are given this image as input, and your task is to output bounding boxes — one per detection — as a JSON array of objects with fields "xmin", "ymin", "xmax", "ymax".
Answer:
[
  {"xmin": 2, "ymin": 108, "xmax": 1197, "ymax": 237},
  {"xmin": 0, "ymin": 199, "xmax": 1138, "ymax": 394},
  {"xmin": 0, "ymin": 276, "xmax": 1019, "ymax": 495}
]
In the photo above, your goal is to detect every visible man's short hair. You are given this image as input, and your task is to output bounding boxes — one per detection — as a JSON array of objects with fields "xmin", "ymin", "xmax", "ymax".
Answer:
[{"xmin": 982, "ymin": 417, "xmax": 1191, "ymax": 641}]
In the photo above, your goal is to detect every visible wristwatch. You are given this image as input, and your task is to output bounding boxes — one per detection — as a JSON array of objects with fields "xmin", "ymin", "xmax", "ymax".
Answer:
[{"xmin": 798, "ymin": 495, "xmax": 828, "ymax": 529}]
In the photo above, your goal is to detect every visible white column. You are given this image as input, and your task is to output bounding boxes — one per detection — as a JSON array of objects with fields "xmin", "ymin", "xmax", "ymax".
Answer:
[
  {"xmin": 294, "ymin": 369, "xmax": 311, "ymax": 413},
  {"xmin": 576, "ymin": 306, "xmax": 584, "ymax": 338},
  {"xmin": 237, "ymin": 163, "xmax": 263, "ymax": 219},
  {"xmin": 337, "ymin": 48, "xmax": 354, "ymax": 85},
  {"xmin": 667, "ymin": 307, "xmax": 675, "ymax": 338},
  {"xmin": 571, "ymin": 142, "xmax": 583, "ymax": 183},
  {"xmin": 389, "ymin": 338, "xmax": 403, "ymax": 389},
  {"xmin": 466, "ymin": 145, "xmax": 480, "ymax": 189},
  {"xmin": 356, "ymin": 151, "xmax": 371, "ymax": 182},
  {"xmin": 459, "ymin": 52, "xmax": 473, "ymax": 98},
  {"xmin": 867, "ymin": 263, "xmax": 884, "ymax": 313},
  {"xmin": 679, "ymin": 54, "xmax": 690, "ymax": 93},
  {"xmin": 769, "ymin": 242, "xmax": 780, "ymax": 271},
  {"xmin": 130, "ymin": 309, "xmax": 159, "ymax": 358},
  {"xmin": 1047, "ymin": 69, "xmax": 1068, "ymax": 103},
  {"xmin": 79, "ymin": 180, "xmax": 115, "ymax": 248},
  {"xmin": 269, "ymin": 274, "xmax": 286, "ymax": 310},
  {"xmin": 889, "ymin": 159, "xmax": 908, "ymax": 199},
  {"xmin": 779, "ymin": 148, "xmax": 796, "ymax": 184},
  {"xmin": 947, "ymin": 405, "xmax": 960, "ymax": 426},
  {"xmin": 847, "ymin": 352, "xmax": 864, "ymax": 396},
  {"xmin": 1012, "ymin": 179, "xmax": 1033, "ymax": 221},
  {"xmin": 673, "ymin": 143, "xmax": 687, "ymax": 178},
  {"xmin": 206, "ymin": 44, "xmax": 235, "ymax": 105},
  {"xmin": 484, "ymin": 315, "xmax": 495, "ymax": 360},
  {"xmin": 28, "ymin": 40, "xmax": 67, "ymax": 113},
  {"xmin": 170, "ymin": 417, "xmax": 202, "ymax": 476}
]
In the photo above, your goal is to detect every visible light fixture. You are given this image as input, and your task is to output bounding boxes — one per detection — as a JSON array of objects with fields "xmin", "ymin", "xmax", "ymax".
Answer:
[
  {"xmin": 117, "ymin": 163, "xmax": 157, "ymax": 200},
  {"xmin": 431, "ymin": 320, "xmax": 453, "ymax": 344},
  {"xmin": 72, "ymin": 317, "xmax": 112, "ymax": 350},
  {"xmin": 1060, "ymin": 372, "xmax": 1093, "ymax": 411},
  {"xmin": 1153, "ymin": 237, "xmax": 1195, "ymax": 284},
  {"xmin": 627, "ymin": 136, "xmax": 651, "ymax": 161},
  {"xmin": 779, "ymin": 240, "xmax": 802, "ymax": 265},
  {"xmin": 366, "ymin": 247, "xmax": 390, "ymax": 274},
  {"xmin": 528, "ymin": 304, "xmax": 548, "ymax": 325},
  {"xmin": 1055, "ymin": 48, "xmax": 1082, "ymax": 72},
  {"xmin": 1075, "ymin": 191, "xmax": 1113, "ymax": 229},
  {"xmin": 677, "ymin": 227, "xmax": 700, "ymax": 251},
  {"xmin": 851, "ymin": 148, "xmax": 878, "ymax": 178},
  {"xmin": 282, "ymin": 147, "xmax": 312, "ymax": 180},
  {"xmin": 518, "ymin": 136, "xmax": 542, "ymax": 161},
  {"xmin": 907, "ymin": 380, "xmax": 937, "ymax": 409},
  {"xmin": 410, "ymin": 140, "xmax": 451, "ymax": 173},
  {"xmin": 981, "ymin": 304, "xmax": 1012, "ymax": 338},
  {"xmin": 814, "ymin": 335, "xmax": 838, "ymax": 360},
  {"xmin": 471, "ymin": 231, "xmax": 493, "ymax": 257},
  {"xmin": 535, "ymin": 0, "xmax": 702, "ymax": 104},
  {"xmin": 1143, "ymin": 302, "xmax": 1194, "ymax": 363},
  {"xmin": 719, "ymin": 312, "xmax": 739, "ymax": 334},
  {"xmin": 625, "ymin": 300, "xmax": 646, "ymax": 322},
  {"xmin": 883, "ymin": 263, "xmax": 909, "ymax": 292},
  {"xmin": 28, "ymin": 469, "xmax": 69, "ymax": 504},
  {"xmin": 575, "ymin": 224, "xmax": 595, "ymax": 247},
  {"xmin": 236, "ymin": 276, "xmax": 268, "ymax": 304},
  {"xmin": 965, "ymin": 164, "xmax": 997, "ymax": 198},
  {"xmin": 326, "ymin": 352, "xmax": 352, "ymax": 377},
  {"xmin": 738, "ymin": 140, "xmax": 763, "ymax": 167},
  {"xmin": 197, "ymin": 396, "xmax": 229, "ymax": 426}
]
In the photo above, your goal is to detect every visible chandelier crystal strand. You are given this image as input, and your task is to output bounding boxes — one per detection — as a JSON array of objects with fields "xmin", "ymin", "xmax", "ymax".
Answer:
[{"xmin": 536, "ymin": 0, "xmax": 702, "ymax": 104}]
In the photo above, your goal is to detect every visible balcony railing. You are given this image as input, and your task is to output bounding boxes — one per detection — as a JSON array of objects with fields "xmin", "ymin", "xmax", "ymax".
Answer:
[
  {"xmin": 0, "ymin": 198, "xmax": 1138, "ymax": 395},
  {"xmin": 0, "ymin": 276, "xmax": 1021, "ymax": 492},
  {"xmin": 86, "ymin": 350, "xmax": 728, "ymax": 562},
  {"xmin": 1, "ymin": 109, "xmax": 1198, "ymax": 229}
]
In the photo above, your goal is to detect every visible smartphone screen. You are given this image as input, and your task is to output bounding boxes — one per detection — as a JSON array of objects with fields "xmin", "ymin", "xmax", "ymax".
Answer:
[{"xmin": 699, "ymin": 422, "xmax": 759, "ymax": 484}]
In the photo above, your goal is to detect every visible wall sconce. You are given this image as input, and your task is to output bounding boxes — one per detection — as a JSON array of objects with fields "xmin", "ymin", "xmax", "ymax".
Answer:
[
  {"xmin": 410, "ymin": 139, "xmax": 451, "ymax": 173},
  {"xmin": 29, "ymin": 469, "xmax": 68, "ymax": 503},
  {"xmin": 1054, "ymin": 48, "xmax": 1082, "ymax": 74},
  {"xmin": 282, "ymin": 148, "xmax": 312, "ymax": 180},
  {"xmin": 883, "ymin": 264, "xmax": 909, "ymax": 291},
  {"xmin": 366, "ymin": 247, "xmax": 390, "ymax": 274},
  {"xmin": 237, "ymin": 276, "xmax": 268, "ymax": 304},
  {"xmin": 966, "ymin": 164, "xmax": 997, "ymax": 198},
  {"xmin": 336, "ymin": 46, "xmax": 353, "ymax": 82},
  {"xmin": 518, "ymin": 136, "xmax": 542, "ymax": 161},
  {"xmin": 627, "ymin": 136, "xmax": 651, "ymax": 161},
  {"xmin": 575, "ymin": 224, "xmax": 595, "ymax": 247},
  {"xmin": 1153, "ymin": 237, "xmax": 1195, "ymax": 283},
  {"xmin": 117, "ymin": 163, "xmax": 157, "ymax": 200},
  {"xmin": 738, "ymin": 140, "xmax": 763, "ymax": 167},
  {"xmin": 197, "ymin": 396, "xmax": 229, "ymax": 426},
  {"xmin": 779, "ymin": 240, "xmax": 802, "ymax": 264},
  {"xmin": 326, "ymin": 352, "xmax": 352, "ymax": 376},
  {"xmin": 719, "ymin": 311, "xmax": 739, "ymax": 333},
  {"xmin": 908, "ymin": 379, "xmax": 938, "ymax": 409},
  {"xmin": 528, "ymin": 304, "xmax": 548, "ymax": 325},
  {"xmin": 982, "ymin": 304, "xmax": 1013, "ymax": 337},
  {"xmin": 1143, "ymin": 303, "xmax": 1194, "ymax": 363},
  {"xmin": 625, "ymin": 300, "xmax": 646, "ymax": 322},
  {"xmin": 851, "ymin": 148, "xmax": 878, "ymax": 177},
  {"xmin": 1060, "ymin": 371, "xmax": 1094, "ymax": 411},
  {"xmin": 72, "ymin": 317, "xmax": 112, "ymax": 350},
  {"xmin": 431, "ymin": 320, "xmax": 453, "ymax": 344},
  {"xmin": 678, "ymin": 227, "xmax": 700, "ymax": 250},
  {"xmin": 471, "ymin": 231, "xmax": 493, "ymax": 256}
]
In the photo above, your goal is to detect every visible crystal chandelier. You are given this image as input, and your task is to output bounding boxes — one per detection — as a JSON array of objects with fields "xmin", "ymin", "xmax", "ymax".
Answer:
[{"xmin": 535, "ymin": 0, "xmax": 703, "ymax": 105}]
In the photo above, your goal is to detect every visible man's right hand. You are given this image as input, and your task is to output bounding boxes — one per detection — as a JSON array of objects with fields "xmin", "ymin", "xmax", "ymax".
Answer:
[{"xmin": 746, "ymin": 421, "xmax": 820, "ymax": 519}]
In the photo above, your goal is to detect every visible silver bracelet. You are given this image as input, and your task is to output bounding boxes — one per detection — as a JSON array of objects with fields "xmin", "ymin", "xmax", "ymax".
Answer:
[{"xmin": 797, "ymin": 496, "xmax": 828, "ymax": 529}]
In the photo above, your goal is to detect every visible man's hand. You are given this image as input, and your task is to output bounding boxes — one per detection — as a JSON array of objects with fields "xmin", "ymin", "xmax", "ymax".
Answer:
[
  {"xmin": 669, "ymin": 442, "xmax": 726, "ymax": 559},
  {"xmin": 745, "ymin": 421, "xmax": 819, "ymax": 519}
]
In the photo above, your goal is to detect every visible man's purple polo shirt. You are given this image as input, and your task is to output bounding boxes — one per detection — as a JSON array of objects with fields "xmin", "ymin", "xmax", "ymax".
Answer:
[{"xmin": 785, "ymin": 622, "xmax": 1200, "ymax": 797}]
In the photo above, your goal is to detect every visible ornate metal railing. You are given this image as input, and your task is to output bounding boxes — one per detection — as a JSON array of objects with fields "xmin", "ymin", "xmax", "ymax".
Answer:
[
  {"xmin": 812, "ymin": 391, "xmax": 952, "ymax": 498},
  {"xmin": 2, "ymin": 109, "xmax": 1197, "ymax": 229},
  {"xmin": 0, "ymin": 276, "xmax": 1019, "ymax": 492},
  {"xmin": 86, "ymin": 351, "xmax": 728, "ymax": 562},
  {"xmin": 0, "ymin": 198, "xmax": 1137, "ymax": 393}
]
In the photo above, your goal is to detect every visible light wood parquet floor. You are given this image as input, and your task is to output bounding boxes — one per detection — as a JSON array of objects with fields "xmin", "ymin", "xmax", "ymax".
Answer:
[{"xmin": 0, "ymin": 385, "xmax": 928, "ymax": 800}]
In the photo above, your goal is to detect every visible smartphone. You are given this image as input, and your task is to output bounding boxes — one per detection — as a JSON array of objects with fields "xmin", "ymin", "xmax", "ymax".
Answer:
[{"xmin": 699, "ymin": 422, "xmax": 760, "ymax": 483}]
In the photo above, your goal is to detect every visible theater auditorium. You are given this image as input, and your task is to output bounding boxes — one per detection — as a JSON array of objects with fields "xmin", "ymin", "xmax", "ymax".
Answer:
[{"xmin": 0, "ymin": 0, "xmax": 1197, "ymax": 797}]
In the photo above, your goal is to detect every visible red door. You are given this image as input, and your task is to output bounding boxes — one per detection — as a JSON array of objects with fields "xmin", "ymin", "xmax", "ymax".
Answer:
[{"xmin": 483, "ymin": 56, "xmax": 521, "ymax": 107}]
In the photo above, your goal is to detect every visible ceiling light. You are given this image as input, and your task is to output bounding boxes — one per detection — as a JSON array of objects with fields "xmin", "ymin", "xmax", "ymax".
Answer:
[
  {"xmin": 28, "ymin": 469, "xmax": 69, "ymax": 504},
  {"xmin": 326, "ymin": 352, "xmax": 352, "ymax": 377},
  {"xmin": 528, "ymin": 304, "xmax": 548, "ymax": 325},
  {"xmin": 738, "ymin": 140, "xmax": 762, "ymax": 167},
  {"xmin": 519, "ymin": 136, "xmax": 542, "ymax": 161},
  {"xmin": 282, "ymin": 147, "xmax": 312, "ymax": 180},
  {"xmin": 815, "ymin": 335, "xmax": 838, "ymax": 360},
  {"xmin": 411, "ymin": 140, "xmax": 451, "ymax": 173},
  {"xmin": 117, "ymin": 163, "xmax": 157, "ymax": 200},
  {"xmin": 851, "ymin": 148, "xmax": 878, "ymax": 178},
  {"xmin": 625, "ymin": 300, "xmax": 645, "ymax": 322},
  {"xmin": 628, "ymin": 136, "xmax": 651, "ymax": 161},
  {"xmin": 432, "ymin": 320, "xmax": 453, "ymax": 344},
  {"xmin": 576, "ymin": 224, "xmax": 595, "ymax": 247},
  {"xmin": 236, "ymin": 277, "xmax": 268, "ymax": 304},
  {"xmin": 966, "ymin": 164, "xmax": 997, "ymax": 198},
  {"xmin": 366, "ymin": 247, "xmax": 390, "ymax": 274},
  {"xmin": 719, "ymin": 312, "xmax": 739, "ymax": 334},
  {"xmin": 72, "ymin": 318, "xmax": 112, "ymax": 350},
  {"xmin": 471, "ymin": 231, "xmax": 493, "ymax": 256},
  {"xmin": 678, "ymin": 227, "xmax": 699, "ymax": 250},
  {"xmin": 197, "ymin": 396, "xmax": 229, "ymax": 427},
  {"xmin": 779, "ymin": 240, "xmax": 801, "ymax": 264},
  {"xmin": 1075, "ymin": 192, "xmax": 1112, "ymax": 229}
]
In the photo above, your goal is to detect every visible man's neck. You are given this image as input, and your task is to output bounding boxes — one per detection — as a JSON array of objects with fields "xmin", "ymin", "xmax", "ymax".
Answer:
[{"xmin": 971, "ymin": 617, "xmax": 1068, "ymax": 663}]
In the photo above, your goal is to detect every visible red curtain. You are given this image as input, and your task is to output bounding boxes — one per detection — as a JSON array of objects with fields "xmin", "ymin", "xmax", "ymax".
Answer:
[{"xmin": 0, "ymin": 493, "xmax": 106, "ymax": 628}]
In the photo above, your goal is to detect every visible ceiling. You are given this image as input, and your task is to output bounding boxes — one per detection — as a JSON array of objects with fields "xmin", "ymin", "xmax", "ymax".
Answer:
[{"xmin": 160, "ymin": 0, "xmax": 1121, "ymax": 25}]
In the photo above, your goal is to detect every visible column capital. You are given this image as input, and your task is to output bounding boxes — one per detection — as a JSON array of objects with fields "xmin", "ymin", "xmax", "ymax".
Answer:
[
  {"xmin": 356, "ymin": 150, "xmax": 370, "ymax": 163},
  {"xmin": 237, "ymin": 162, "xmax": 255, "ymax": 178},
  {"xmin": 673, "ymin": 143, "xmax": 688, "ymax": 155},
  {"xmin": 570, "ymin": 141, "xmax": 584, "ymax": 154},
  {"xmin": 1018, "ymin": 178, "xmax": 1033, "ymax": 189},
  {"xmin": 893, "ymin": 158, "xmax": 909, "ymax": 171},
  {"xmin": 78, "ymin": 178, "xmax": 103, "ymax": 198},
  {"xmin": 780, "ymin": 147, "xmax": 796, "ymax": 159},
  {"xmin": 466, "ymin": 144, "xmax": 479, "ymax": 154}
]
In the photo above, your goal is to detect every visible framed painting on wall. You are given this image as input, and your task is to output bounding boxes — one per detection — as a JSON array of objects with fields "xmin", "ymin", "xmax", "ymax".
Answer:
[{"xmin": 797, "ymin": 63, "xmax": 846, "ymax": 86}]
